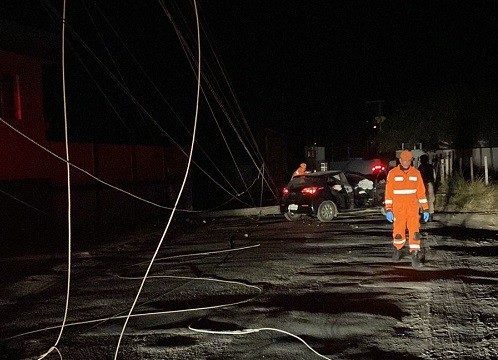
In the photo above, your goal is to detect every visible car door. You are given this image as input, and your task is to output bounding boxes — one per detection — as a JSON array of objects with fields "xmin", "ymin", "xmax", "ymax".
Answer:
[{"xmin": 336, "ymin": 172, "xmax": 354, "ymax": 209}]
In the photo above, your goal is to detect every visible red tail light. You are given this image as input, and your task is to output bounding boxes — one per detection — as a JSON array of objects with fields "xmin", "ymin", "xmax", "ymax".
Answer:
[
  {"xmin": 371, "ymin": 164, "xmax": 386, "ymax": 173},
  {"xmin": 301, "ymin": 186, "xmax": 322, "ymax": 195},
  {"xmin": 282, "ymin": 187, "xmax": 289, "ymax": 195}
]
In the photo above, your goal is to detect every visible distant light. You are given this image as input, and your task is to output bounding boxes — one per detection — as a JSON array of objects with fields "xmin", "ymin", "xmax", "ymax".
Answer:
[
  {"xmin": 282, "ymin": 188, "xmax": 289, "ymax": 195},
  {"xmin": 373, "ymin": 125, "xmax": 377, "ymax": 129},
  {"xmin": 371, "ymin": 164, "xmax": 386, "ymax": 173}
]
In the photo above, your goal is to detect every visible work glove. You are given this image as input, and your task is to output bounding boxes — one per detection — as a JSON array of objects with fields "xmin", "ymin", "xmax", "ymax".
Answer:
[
  {"xmin": 386, "ymin": 211, "xmax": 394, "ymax": 223},
  {"xmin": 423, "ymin": 212, "xmax": 430, "ymax": 223}
]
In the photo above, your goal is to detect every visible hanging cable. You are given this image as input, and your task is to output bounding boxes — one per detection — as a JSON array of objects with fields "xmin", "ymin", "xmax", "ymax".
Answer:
[
  {"xmin": 37, "ymin": 1, "xmax": 71, "ymax": 358},
  {"xmin": 188, "ymin": 326, "xmax": 333, "ymax": 360},
  {"xmin": 113, "ymin": 1, "xmax": 202, "ymax": 358},
  {"xmin": 41, "ymin": 0, "xmax": 278, "ymax": 207},
  {"xmin": 39, "ymin": 0, "xmax": 253, "ymax": 209}
]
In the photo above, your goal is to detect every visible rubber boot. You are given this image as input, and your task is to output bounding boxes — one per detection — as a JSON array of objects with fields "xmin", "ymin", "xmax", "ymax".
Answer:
[
  {"xmin": 392, "ymin": 248, "xmax": 402, "ymax": 262},
  {"xmin": 411, "ymin": 251, "xmax": 422, "ymax": 268}
]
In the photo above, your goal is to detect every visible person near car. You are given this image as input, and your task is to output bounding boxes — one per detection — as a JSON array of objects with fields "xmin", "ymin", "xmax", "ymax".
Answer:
[
  {"xmin": 418, "ymin": 154, "xmax": 435, "ymax": 221},
  {"xmin": 291, "ymin": 162, "xmax": 307, "ymax": 178},
  {"xmin": 385, "ymin": 150, "xmax": 430, "ymax": 268}
]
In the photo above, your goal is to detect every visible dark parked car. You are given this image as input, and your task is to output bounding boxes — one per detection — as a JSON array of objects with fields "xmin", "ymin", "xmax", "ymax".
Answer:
[
  {"xmin": 280, "ymin": 170, "xmax": 385, "ymax": 222},
  {"xmin": 280, "ymin": 170, "xmax": 353, "ymax": 222}
]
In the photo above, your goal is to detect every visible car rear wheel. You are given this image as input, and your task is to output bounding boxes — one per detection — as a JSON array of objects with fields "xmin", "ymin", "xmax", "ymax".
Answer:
[
  {"xmin": 284, "ymin": 212, "xmax": 303, "ymax": 221},
  {"xmin": 317, "ymin": 200, "xmax": 338, "ymax": 222}
]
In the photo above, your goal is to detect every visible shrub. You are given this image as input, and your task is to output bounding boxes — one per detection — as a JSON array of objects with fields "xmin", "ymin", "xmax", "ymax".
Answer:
[{"xmin": 449, "ymin": 176, "xmax": 498, "ymax": 212}]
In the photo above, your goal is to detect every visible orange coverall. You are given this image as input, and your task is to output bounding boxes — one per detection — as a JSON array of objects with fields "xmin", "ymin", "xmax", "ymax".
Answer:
[
  {"xmin": 292, "ymin": 163, "xmax": 307, "ymax": 178},
  {"xmin": 385, "ymin": 165, "xmax": 429, "ymax": 252}
]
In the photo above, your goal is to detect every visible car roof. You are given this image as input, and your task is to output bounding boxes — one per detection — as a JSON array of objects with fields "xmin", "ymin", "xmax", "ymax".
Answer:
[{"xmin": 295, "ymin": 170, "xmax": 344, "ymax": 177}]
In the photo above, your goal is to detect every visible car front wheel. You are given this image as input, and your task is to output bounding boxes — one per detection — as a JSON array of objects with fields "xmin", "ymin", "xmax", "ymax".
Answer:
[
  {"xmin": 284, "ymin": 212, "xmax": 303, "ymax": 221},
  {"xmin": 317, "ymin": 200, "xmax": 338, "ymax": 222}
]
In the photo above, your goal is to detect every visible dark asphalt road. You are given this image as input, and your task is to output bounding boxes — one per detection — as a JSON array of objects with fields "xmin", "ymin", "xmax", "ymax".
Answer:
[{"xmin": 1, "ymin": 213, "xmax": 497, "ymax": 359}]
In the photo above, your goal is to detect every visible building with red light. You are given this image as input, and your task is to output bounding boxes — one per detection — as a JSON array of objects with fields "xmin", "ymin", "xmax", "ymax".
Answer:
[{"xmin": 1, "ymin": 21, "xmax": 189, "ymax": 250}]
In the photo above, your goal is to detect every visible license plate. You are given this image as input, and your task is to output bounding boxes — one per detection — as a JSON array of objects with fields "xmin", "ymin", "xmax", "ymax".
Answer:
[{"xmin": 288, "ymin": 204, "xmax": 298, "ymax": 211}]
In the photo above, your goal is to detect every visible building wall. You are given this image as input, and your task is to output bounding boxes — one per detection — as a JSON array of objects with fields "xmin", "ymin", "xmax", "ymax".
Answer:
[
  {"xmin": 1, "ymin": 47, "xmax": 190, "ymax": 242},
  {"xmin": 1, "ymin": 50, "xmax": 52, "ymax": 180}
]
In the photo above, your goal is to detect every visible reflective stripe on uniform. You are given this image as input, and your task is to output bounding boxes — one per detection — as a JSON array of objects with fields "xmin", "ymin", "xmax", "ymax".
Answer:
[
  {"xmin": 394, "ymin": 176, "xmax": 404, "ymax": 181},
  {"xmin": 385, "ymin": 199, "xmax": 393, "ymax": 204},
  {"xmin": 409, "ymin": 176, "xmax": 418, "ymax": 181},
  {"xmin": 409, "ymin": 244, "xmax": 421, "ymax": 250},
  {"xmin": 393, "ymin": 189, "xmax": 417, "ymax": 194},
  {"xmin": 419, "ymin": 199, "xmax": 428, "ymax": 204},
  {"xmin": 393, "ymin": 238, "xmax": 406, "ymax": 246}
]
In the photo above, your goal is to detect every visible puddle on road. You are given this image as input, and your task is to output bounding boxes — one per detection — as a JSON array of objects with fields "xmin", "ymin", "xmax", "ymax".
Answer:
[
  {"xmin": 155, "ymin": 335, "xmax": 198, "ymax": 347},
  {"xmin": 189, "ymin": 318, "xmax": 244, "ymax": 332}
]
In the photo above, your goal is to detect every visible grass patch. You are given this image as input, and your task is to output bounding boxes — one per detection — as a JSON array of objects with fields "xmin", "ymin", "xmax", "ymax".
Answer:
[{"xmin": 446, "ymin": 176, "xmax": 498, "ymax": 212}]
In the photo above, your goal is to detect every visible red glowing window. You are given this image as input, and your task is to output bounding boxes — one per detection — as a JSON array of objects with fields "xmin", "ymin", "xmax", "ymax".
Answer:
[{"xmin": 0, "ymin": 74, "xmax": 22, "ymax": 120}]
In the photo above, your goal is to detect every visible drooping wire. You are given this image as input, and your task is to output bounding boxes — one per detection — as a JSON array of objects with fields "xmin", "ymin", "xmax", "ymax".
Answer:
[
  {"xmin": 159, "ymin": 1, "xmax": 278, "ymax": 204},
  {"xmin": 164, "ymin": 2, "xmax": 280, "ymax": 203},
  {"xmin": 37, "ymin": 1, "xmax": 71, "ymax": 358},
  {"xmin": 8, "ymin": 268, "xmax": 263, "ymax": 341},
  {"xmin": 40, "ymin": 0, "xmax": 276, "ymax": 208},
  {"xmin": 188, "ymin": 326, "xmax": 333, "ymax": 360},
  {"xmin": 113, "ymin": 0, "xmax": 202, "ymax": 358},
  {"xmin": 0, "ymin": 117, "xmax": 175, "ymax": 211},
  {"xmin": 89, "ymin": 0, "xmax": 248, "ymax": 198},
  {"xmin": 38, "ymin": 0, "xmax": 256, "ymax": 209},
  {"xmin": 0, "ymin": 189, "xmax": 50, "ymax": 216},
  {"xmin": 157, "ymin": 0, "xmax": 257, "ymax": 206},
  {"xmin": 0, "ymin": 116, "xmax": 270, "ymax": 215},
  {"xmin": 195, "ymin": 5, "xmax": 279, "ymax": 197}
]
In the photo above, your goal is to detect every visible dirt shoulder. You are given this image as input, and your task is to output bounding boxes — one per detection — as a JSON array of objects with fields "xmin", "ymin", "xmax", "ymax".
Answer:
[{"xmin": 434, "ymin": 212, "xmax": 498, "ymax": 231}]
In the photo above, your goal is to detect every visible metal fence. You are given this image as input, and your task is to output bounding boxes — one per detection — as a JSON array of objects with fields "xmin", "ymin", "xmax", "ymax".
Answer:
[{"xmin": 432, "ymin": 147, "xmax": 497, "ymax": 185}]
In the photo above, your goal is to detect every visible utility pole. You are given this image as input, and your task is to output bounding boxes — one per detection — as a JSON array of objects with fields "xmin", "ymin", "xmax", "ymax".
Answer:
[
  {"xmin": 365, "ymin": 100, "xmax": 385, "ymax": 130},
  {"xmin": 365, "ymin": 100, "xmax": 386, "ymax": 155}
]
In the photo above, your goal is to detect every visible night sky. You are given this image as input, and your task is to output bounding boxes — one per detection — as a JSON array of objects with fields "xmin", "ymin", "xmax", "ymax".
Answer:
[
  {"xmin": 199, "ymin": 0, "xmax": 497, "ymax": 157},
  {"xmin": 2, "ymin": 0, "xmax": 497, "ymax": 160}
]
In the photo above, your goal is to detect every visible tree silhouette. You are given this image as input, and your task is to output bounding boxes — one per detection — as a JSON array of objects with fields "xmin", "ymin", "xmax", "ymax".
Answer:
[{"xmin": 375, "ymin": 85, "xmax": 498, "ymax": 153}]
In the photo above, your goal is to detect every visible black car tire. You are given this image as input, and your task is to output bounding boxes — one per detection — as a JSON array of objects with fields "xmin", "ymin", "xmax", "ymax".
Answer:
[
  {"xmin": 317, "ymin": 200, "xmax": 338, "ymax": 222},
  {"xmin": 284, "ymin": 212, "xmax": 303, "ymax": 221}
]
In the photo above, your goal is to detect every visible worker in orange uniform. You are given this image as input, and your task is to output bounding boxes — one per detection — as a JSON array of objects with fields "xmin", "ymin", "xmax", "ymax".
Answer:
[
  {"xmin": 292, "ymin": 163, "xmax": 307, "ymax": 179},
  {"xmin": 385, "ymin": 150, "xmax": 430, "ymax": 268}
]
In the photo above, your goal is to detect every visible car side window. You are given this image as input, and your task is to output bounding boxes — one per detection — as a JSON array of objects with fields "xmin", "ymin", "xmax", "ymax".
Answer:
[{"xmin": 328, "ymin": 175, "xmax": 343, "ymax": 192}]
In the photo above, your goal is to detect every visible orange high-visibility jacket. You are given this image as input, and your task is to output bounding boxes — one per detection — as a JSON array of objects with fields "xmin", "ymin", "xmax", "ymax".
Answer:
[
  {"xmin": 385, "ymin": 165, "xmax": 429, "ymax": 212},
  {"xmin": 292, "ymin": 163, "xmax": 307, "ymax": 178}
]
